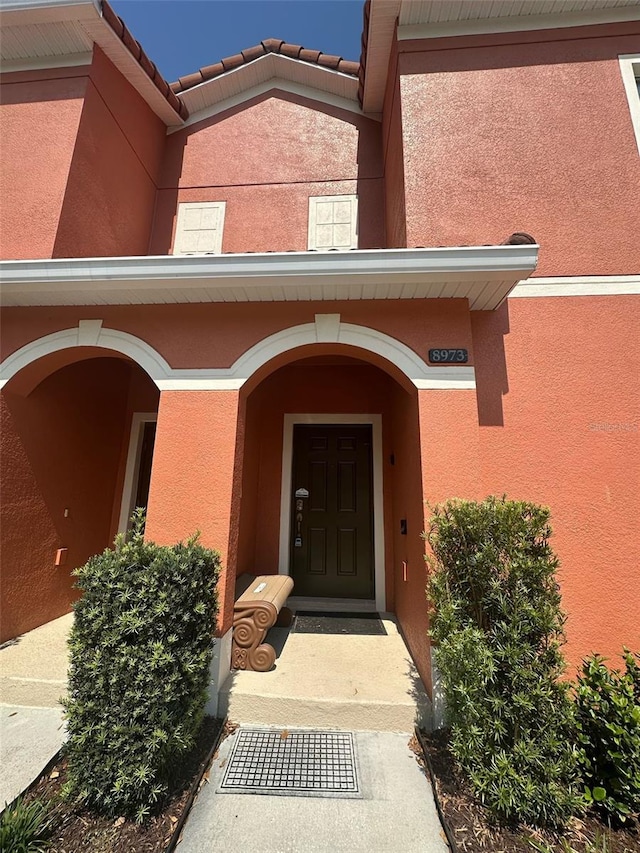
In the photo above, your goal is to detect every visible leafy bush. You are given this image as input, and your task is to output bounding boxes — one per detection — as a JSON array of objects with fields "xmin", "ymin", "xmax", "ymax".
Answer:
[
  {"xmin": 426, "ymin": 496, "xmax": 583, "ymax": 827},
  {"xmin": 63, "ymin": 510, "xmax": 220, "ymax": 822},
  {"xmin": 576, "ymin": 650, "xmax": 640, "ymax": 823},
  {"xmin": 0, "ymin": 797, "xmax": 51, "ymax": 853}
]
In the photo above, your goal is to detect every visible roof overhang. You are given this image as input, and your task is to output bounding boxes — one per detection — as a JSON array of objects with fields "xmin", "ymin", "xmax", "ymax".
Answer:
[
  {"xmin": 363, "ymin": 0, "xmax": 640, "ymax": 113},
  {"xmin": 175, "ymin": 53, "xmax": 364, "ymax": 130},
  {"xmin": 0, "ymin": 0, "xmax": 185, "ymax": 126},
  {"xmin": 0, "ymin": 245, "xmax": 538, "ymax": 310}
]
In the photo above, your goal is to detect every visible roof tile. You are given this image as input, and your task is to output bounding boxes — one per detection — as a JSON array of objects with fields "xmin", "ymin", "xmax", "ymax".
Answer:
[
  {"xmin": 221, "ymin": 53, "xmax": 245, "ymax": 72},
  {"xmin": 279, "ymin": 43, "xmax": 302, "ymax": 59},
  {"xmin": 167, "ymin": 38, "xmax": 359, "ymax": 96},
  {"xmin": 338, "ymin": 60, "xmax": 359, "ymax": 75},
  {"xmin": 241, "ymin": 45, "xmax": 266, "ymax": 63},
  {"xmin": 101, "ymin": 0, "xmax": 187, "ymax": 120},
  {"xmin": 317, "ymin": 53, "xmax": 341, "ymax": 70},
  {"xmin": 200, "ymin": 62, "xmax": 225, "ymax": 81},
  {"xmin": 262, "ymin": 38, "xmax": 285, "ymax": 51},
  {"xmin": 178, "ymin": 71, "xmax": 204, "ymax": 91},
  {"xmin": 298, "ymin": 48, "xmax": 322, "ymax": 63}
]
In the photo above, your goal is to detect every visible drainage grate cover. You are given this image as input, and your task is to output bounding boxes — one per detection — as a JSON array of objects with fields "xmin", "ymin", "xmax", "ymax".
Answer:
[{"xmin": 219, "ymin": 729, "xmax": 361, "ymax": 798}]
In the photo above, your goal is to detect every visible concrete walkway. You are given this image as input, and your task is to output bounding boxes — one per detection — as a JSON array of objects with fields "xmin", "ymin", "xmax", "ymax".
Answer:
[
  {"xmin": 0, "ymin": 614, "xmax": 71, "ymax": 804},
  {"xmin": 179, "ymin": 726, "xmax": 449, "ymax": 853},
  {"xmin": 0, "ymin": 612, "xmax": 71, "ymax": 708},
  {"xmin": 0, "ymin": 705, "xmax": 65, "ymax": 806}
]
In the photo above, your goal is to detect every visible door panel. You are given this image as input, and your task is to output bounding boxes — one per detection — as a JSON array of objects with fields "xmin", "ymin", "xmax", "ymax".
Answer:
[{"xmin": 290, "ymin": 424, "xmax": 374, "ymax": 598}]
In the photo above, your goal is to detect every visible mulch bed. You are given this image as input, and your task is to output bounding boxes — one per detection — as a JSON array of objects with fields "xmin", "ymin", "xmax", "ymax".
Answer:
[
  {"xmin": 413, "ymin": 729, "xmax": 640, "ymax": 853},
  {"xmin": 16, "ymin": 716, "xmax": 234, "ymax": 853}
]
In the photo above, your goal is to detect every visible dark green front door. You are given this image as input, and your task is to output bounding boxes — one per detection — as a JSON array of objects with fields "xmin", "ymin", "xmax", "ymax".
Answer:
[{"xmin": 290, "ymin": 424, "xmax": 374, "ymax": 599}]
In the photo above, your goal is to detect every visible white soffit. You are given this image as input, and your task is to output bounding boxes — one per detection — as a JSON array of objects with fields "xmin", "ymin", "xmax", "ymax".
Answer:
[
  {"xmin": 397, "ymin": 0, "xmax": 640, "ymax": 38},
  {"xmin": 176, "ymin": 53, "xmax": 362, "ymax": 128},
  {"xmin": 0, "ymin": 0, "xmax": 184, "ymax": 126},
  {"xmin": 0, "ymin": 245, "xmax": 538, "ymax": 309}
]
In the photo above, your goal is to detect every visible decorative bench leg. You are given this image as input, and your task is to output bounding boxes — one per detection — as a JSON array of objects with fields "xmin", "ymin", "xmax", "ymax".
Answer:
[{"xmin": 232, "ymin": 604, "xmax": 278, "ymax": 672}]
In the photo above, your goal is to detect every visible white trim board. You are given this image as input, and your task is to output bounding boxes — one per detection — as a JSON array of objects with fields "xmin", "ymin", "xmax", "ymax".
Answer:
[
  {"xmin": 0, "ymin": 244, "xmax": 539, "ymax": 309},
  {"xmin": 117, "ymin": 412, "xmax": 158, "ymax": 534},
  {"xmin": 398, "ymin": 6, "xmax": 640, "ymax": 40},
  {"xmin": 278, "ymin": 414, "xmax": 386, "ymax": 613},
  {"xmin": 173, "ymin": 79, "xmax": 369, "ymax": 133},
  {"xmin": 0, "ymin": 52, "xmax": 92, "ymax": 72},
  {"xmin": 0, "ymin": 316, "xmax": 475, "ymax": 392},
  {"xmin": 174, "ymin": 52, "xmax": 362, "ymax": 131},
  {"xmin": 510, "ymin": 275, "xmax": 640, "ymax": 298},
  {"xmin": 619, "ymin": 54, "xmax": 640, "ymax": 156}
]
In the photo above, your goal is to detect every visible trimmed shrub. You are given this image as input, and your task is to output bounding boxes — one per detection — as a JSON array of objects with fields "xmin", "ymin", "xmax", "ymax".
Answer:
[
  {"xmin": 63, "ymin": 510, "xmax": 220, "ymax": 822},
  {"xmin": 576, "ymin": 650, "xmax": 640, "ymax": 823},
  {"xmin": 0, "ymin": 797, "xmax": 51, "ymax": 853},
  {"xmin": 426, "ymin": 496, "xmax": 583, "ymax": 827}
]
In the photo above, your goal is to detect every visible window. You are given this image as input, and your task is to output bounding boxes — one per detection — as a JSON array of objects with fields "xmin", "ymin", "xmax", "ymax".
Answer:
[
  {"xmin": 173, "ymin": 201, "xmax": 226, "ymax": 255},
  {"xmin": 619, "ymin": 54, "xmax": 640, "ymax": 155},
  {"xmin": 308, "ymin": 195, "xmax": 358, "ymax": 251}
]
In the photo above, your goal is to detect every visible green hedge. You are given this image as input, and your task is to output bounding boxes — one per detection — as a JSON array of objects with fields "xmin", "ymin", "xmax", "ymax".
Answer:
[
  {"xmin": 63, "ymin": 511, "xmax": 220, "ymax": 822},
  {"xmin": 426, "ymin": 496, "xmax": 582, "ymax": 827},
  {"xmin": 577, "ymin": 650, "xmax": 640, "ymax": 823}
]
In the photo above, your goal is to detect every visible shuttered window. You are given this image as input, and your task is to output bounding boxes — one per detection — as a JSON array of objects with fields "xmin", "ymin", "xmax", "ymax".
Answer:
[
  {"xmin": 308, "ymin": 195, "xmax": 358, "ymax": 251},
  {"xmin": 173, "ymin": 201, "xmax": 226, "ymax": 255}
]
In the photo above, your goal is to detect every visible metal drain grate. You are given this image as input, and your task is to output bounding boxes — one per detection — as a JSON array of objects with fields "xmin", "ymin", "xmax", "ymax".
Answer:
[{"xmin": 219, "ymin": 729, "xmax": 361, "ymax": 798}]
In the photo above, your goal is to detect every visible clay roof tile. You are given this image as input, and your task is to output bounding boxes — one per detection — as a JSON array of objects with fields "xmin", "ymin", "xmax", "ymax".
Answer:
[
  {"xmin": 241, "ymin": 44, "xmax": 266, "ymax": 63},
  {"xmin": 221, "ymin": 53, "xmax": 244, "ymax": 72},
  {"xmin": 167, "ymin": 38, "xmax": 360, "ymax": 95},
  {"xmin": 200, "ymin": 62, "xmax": 225, "ymax": 81},
  {"xmin": 279, "ymin": 43, "xmax": 303, "ymax": 59},
  {"xmin": 317, "ymin": 53, "xmax": 341, "ymax": 70},
  {"xmin": 177, "ymin": 71, "xmax": 203, "ymax": 91},
  {"xmin": 101, "ymin": 0, "xmax": 188, "ymax": 121},
  {"xmin": 262, "ymin": 38, "xmax": 285, "ymax": 51},
  {"xmin": 298, "ymin": 48, "xmax": 322, "ymax": 63}
]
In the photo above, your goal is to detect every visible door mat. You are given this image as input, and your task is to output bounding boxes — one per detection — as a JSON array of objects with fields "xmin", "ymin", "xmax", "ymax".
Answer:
[
  {"xmin": 218, "ymin": 728, "xmax": 361, "ymax": 798},
  {"xmin": 292, "ymin": 611, "xmax": 387, "ymax": 636}
]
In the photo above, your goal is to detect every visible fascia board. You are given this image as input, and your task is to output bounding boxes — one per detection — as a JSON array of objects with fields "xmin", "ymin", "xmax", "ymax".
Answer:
[
  {"xmin": 0, "ymin": 246, "xmax": 539, "ymax": 284},
  {"xmin": 177, "ymin": 53, "xmax": 360, "ymax": 127}
]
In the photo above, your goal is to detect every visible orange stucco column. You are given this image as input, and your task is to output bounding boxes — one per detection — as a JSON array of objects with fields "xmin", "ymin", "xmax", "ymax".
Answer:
[
  {"xmin": 144, "ymin": 389, "xmax": 245, "ymax": 634},
  {"xmin": 418, "ymin": 388, "xmax": 481, "ymax": 509}
]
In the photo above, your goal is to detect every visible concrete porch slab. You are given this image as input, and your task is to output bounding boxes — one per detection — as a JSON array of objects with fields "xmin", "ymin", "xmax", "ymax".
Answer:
[
  {"xmin": 219, "ymin": 615, "xmax": 431, "ymax": 732},
  {"xmin": 0, "ymin": 613, "xmax": 71, "ymax": 708}
]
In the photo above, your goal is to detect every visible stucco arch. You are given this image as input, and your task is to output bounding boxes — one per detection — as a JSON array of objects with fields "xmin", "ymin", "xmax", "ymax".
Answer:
[
  {"xmin": 0, "ymin": 321, "xmax": 171, "ymax": 391},
  {"xmin": 0, "ymin": 315, "xmax": 475, "ymax": 391}
]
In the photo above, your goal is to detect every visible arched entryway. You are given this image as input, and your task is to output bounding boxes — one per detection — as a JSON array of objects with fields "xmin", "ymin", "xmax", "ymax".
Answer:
[
  {"xmin": 0, "ymin": 349, "xmax": 159, "ymax": 642},
  {"xmin": 235, "ymin": 346, "xmax": 426, "ymax": 626}
]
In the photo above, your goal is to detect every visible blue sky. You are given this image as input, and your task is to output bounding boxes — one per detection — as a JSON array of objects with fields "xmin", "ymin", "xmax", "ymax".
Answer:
[{"xmin": 110, "ymin": 1, "xmax": 364, "ymax": 84}]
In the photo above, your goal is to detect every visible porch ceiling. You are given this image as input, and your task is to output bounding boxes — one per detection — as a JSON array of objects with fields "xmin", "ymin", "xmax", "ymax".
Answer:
[{"xmin": 0, "ymin": 245, "xmax": 538, "ymax": 310}]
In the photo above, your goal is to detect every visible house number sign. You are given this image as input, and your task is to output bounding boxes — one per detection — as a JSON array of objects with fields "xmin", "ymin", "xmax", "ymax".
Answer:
[{"xmin": 428, "ymin": 348, "xmax": 468, "ymax": 364}]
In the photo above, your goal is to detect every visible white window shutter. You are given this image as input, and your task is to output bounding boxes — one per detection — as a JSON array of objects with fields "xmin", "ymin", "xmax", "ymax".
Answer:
[
  {"xmin": 173, "ymin": 202, "xmax": 226, "ymax": 255},
  {"xmin": 308, "ymin": 195, "xmax": 358, "ymax": 251}
]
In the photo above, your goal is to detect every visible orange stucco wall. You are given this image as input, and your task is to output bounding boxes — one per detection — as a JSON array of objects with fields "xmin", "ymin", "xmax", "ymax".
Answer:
[
  {"xmin": 0, "ymin": 357, "xmax": 159, "ymax": 642},
  {"xmin": 52, "ymin": 47, "xmax": 165, "ymax": 258},
  {"xmin": 472, "ymin": 296, "xmax": 640, "ymax": 668},
  {"xmin": 1, "ymin": 299, "xmax": 473, "ymax": 373},
  {"xmin": 0, "ymin": 67, "xmax": 87, "ymax": 260},
  {"xmin": 150, "ymin": 92, "xmax": 385, "ymax": 254},
  {"xmin": 398, "ymin": 22, "xmax": 640, "ymax": 275}
]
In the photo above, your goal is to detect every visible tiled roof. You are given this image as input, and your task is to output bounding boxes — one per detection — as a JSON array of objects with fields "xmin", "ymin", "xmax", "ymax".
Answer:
[
  {"xmin": 170, "ymin": 38, "xmax": 360, "ymax": 95},
  {"xmin": 102, "ymin": 0, "xmax": 189, "ymax": 120}
]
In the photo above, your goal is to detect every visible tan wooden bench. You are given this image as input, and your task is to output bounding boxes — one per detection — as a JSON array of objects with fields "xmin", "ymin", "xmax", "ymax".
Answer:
[{"xmin": 232, "ymin": 574, "xmax": 294, "ymax": 672}]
